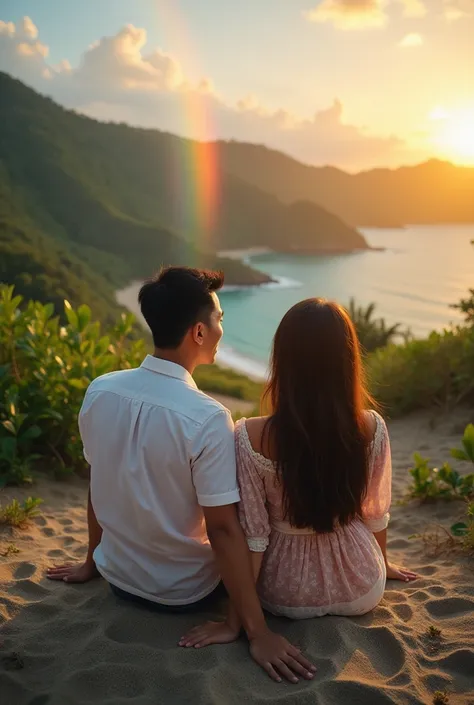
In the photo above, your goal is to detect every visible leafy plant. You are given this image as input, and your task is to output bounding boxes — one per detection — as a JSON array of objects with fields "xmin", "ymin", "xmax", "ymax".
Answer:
[
  {"xmin": 347, "ymin": 298, "xmax": 405, "ymax": 353},
  {"xmin": 450, "ymin": 423, "xmax": 474, "ymax": 463},
  {"xmin": 452, "ymin": 288, "xmax": 474, "ymax": 324},
  {"xmin": 0, "ymin": 543, "xmax": 20, "ymax": 557},
  {"xmin": 367, "ymin": 325, "xmax": 474, "ymax": 417},
  {"xmin": 0, "ymin": 285, "xmax": 146, "ymax": 485},
  {"xmin": 407, "ymin": 453, "xmax": 474, "ymax": 502},
  {"xmin": 450, "ymin": 502, "xmax": 474, "ymax": 549},
  {"xmin": 0, "ymin": 497, "xmax": 43, "ymax": 527},
  {"xmin": 427, "ymin": 625, "xmax": 441, "ymax": 639}
]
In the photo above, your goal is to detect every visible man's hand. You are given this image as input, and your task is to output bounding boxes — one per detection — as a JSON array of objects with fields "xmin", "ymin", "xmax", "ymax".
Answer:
[
  {"xmin": 386, "ymin": 563, "xmax": 417, "ymax": 582},
  {"xmin": 46, "ymin": 560, "xmax": 100, "ymax": 583},
  {"xmin": 179, "ymin": 620, "xmax": 240, "ymax": 648},
  {"xmin": 249, "ymin": 628, "xmax": 316, "ymax": 683}
]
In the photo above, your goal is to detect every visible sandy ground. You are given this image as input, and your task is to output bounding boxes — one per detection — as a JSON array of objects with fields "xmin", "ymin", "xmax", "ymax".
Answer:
[{"xmin": 1, "ymin": 406, "xmax": 473, "ymax": 705}]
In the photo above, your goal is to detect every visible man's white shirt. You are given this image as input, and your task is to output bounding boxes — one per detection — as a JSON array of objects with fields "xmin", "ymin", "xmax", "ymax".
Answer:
[{"xmin": 79, "ymin": 355, "xmax": 239, "ymax": 605}]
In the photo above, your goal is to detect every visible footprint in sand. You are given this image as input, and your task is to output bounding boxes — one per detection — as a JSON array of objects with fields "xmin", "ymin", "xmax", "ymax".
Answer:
[
  {"xmin": 47, "ymin": 549, "xmax": 66, "ymax": 558},
  {"xmin": 11, "ymin": 580, "xmax": 50, "ymax": 600},
  {"xmin": 345, "ymin": 625, "xmax": 406, "ymax": 677},
  {"xmin": 417, "ymin": 565, "xmax": 437, "ymax": 577},
  {"xmin": 28, "ymin": 695, "xmax": 50, "ymax": 705},
  {"xmin": 426, "ymin": 597, "xmax": 474, "ymax": 618},
  {"xmin": 440, "ymin": 649, "xmax": 474, "ymax": 673},
  {"xmin": 13, "ymin": 562, "xmax": 36, "ymax": 580},
  {"xmin": 392, "ymin": 603, "xmax": 413, "ymax": 622}
]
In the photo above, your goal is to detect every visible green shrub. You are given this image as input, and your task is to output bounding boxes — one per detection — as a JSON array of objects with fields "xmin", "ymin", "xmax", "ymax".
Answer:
[
  {"xmin": 408, "ymin": 426, "xmax": 474, "ymax": 502},
  {"xmin": 0, "ymin": 497, "xmax": 43, "ymax": 527},
  {"xmin": 367, "ymin": 326, "xmax": 474, "ymax": 416},
  {"xmin": 194, "ymin": 365, "xmax": 262, "ymax": 403},
  {"xmin": 347, "ymin": 298, "xmax": 405, "ymax": 353},
  {"xmin": 0, "ymin": 285, "xmax": 146, "ymax": 485},
  {"xmin": 409, "ymin": 425, "xmax": 474, "ymax": 552}
]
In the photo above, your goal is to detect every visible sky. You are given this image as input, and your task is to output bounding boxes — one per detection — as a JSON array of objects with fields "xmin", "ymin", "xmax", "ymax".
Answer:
[{"xmin": 1, "ymin": 0, "xmax": 473, "ymax": 171}]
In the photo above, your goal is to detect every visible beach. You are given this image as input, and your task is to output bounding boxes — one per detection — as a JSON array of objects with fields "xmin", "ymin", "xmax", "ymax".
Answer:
[{"xmin": 1, "ymin": 405, "xmax": 473, "ymax": 705}]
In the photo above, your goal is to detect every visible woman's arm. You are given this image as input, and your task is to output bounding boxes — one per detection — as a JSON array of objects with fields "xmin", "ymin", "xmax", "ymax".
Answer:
[{"xmin": 373, "ymin": 527, "xmax": 417, "ymax": 582}]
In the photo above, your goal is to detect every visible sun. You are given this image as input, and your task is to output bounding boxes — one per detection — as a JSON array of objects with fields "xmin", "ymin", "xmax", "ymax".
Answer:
[{"xmin": 429, "ymin": 106, "xmax": 474, "ymax": 165}]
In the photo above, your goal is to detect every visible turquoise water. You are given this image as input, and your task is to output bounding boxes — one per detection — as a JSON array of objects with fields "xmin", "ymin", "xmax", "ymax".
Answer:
[{"xmin": 216, "ymin": 224, "xmax": 474, "ymax": 377}]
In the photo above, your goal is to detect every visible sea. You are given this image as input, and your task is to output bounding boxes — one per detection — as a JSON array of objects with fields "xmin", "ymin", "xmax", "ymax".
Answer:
[{"xmin": 117, "ymin": 224, "xmax": 474, "ymax": 380}]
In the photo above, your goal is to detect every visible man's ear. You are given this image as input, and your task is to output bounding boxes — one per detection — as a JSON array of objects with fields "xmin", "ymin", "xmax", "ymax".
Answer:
[{"xmin": 192, "ymin": 322, "xmax": 205, "ymax": 346}]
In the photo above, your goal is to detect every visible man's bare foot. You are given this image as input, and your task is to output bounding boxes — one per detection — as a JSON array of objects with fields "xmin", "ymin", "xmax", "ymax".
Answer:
[{"xmin": 46, "ymin": 560, "xmax": 100, "ymax": 583}]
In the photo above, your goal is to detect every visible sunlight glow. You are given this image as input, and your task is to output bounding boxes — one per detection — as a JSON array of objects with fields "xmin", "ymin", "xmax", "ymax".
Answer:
[{"xmin": 429, "ymin": 106, "xmax": 474, "ymax": 164}]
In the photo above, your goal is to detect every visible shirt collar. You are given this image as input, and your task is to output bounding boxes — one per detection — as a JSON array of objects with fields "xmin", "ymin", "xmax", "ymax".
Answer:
[{"xmin": 140, "ymin": 355, "xmax": 198, "ymax": 389}]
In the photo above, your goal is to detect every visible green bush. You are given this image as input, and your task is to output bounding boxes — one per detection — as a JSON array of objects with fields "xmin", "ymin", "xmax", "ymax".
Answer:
[
  {"xmin": 347, "ymin": 298, "xmax": 405, "ymax": 353},
  {"xmin": 0, "ymin": 285, "xmax": 146, "ymax": 485},
  {"xmin": 0, "ymin": 497, "xmax": 43, "ymax": 527},
  {"xmin": 366, "ymin": 326, "xmax": 474, "ymax": 416},
  {"xmin": 194, "ymin": 365, "xmax": 262, "ymax": 403},
  {"xmin": 409, "ymin": 424, "xmax": 474, "ymax": 552}
]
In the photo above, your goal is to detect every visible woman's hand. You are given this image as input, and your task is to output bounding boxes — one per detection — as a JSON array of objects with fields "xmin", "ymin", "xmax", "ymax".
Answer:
[
  {"xmin": 386, "ymin": 563, "xmax": 417, "ymax": 582},
  {"xmin": 179, "ymin": 620, "xmax": 240, "ymax": 648},
  {"xmin": 249, "ymin": 628, "xmax": 316, "ymax": 683}
]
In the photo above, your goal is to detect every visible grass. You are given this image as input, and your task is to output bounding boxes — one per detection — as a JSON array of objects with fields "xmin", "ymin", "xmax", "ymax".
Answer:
[
  {"xmin": 0, "ymin": 497, "xmax": 43, "ymax": 527},
  {"xmin": 194, "ymin": 364, "xmax": 263, "ymax": 403},
  {"xmin": 427, "ymin": 625, "xmax": 442, "ymax": 639},
  {"xmin": 0, "ymin": 542, "xmax": 20, "ymax": 557}
]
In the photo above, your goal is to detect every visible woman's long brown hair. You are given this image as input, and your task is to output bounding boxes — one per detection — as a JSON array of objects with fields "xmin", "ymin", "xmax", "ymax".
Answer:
[{"xmin": 262, "ymin": 298, "xmax": 374, "ymax": 534}]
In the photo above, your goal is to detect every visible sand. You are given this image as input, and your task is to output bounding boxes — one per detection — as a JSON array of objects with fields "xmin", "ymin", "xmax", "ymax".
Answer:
[{"xmin": 1, "ymin": 406, "xmax": 474, "ymax": 705}]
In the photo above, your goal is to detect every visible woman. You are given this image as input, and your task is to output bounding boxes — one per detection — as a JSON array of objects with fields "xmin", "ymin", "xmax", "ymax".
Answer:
[{"xmin": 182, "ymin": 299, "xmax": 416, "ymax": 647}]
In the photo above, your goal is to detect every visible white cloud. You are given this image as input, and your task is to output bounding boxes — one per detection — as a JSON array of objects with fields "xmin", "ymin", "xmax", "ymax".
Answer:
[
  {"xmin": 398, "ymin": 32, "xmax": 424, "ymax": 47},
  {"xmin": 0, "ymin": 16, "xmax": 414, "ymax": 170},
  {"xmin": 20, "ymin": 16, "xmax": 39, "ymax": 40},
  {"xmin": 0, "ymin": 16, "xmax": 53, "ymax": 83}
]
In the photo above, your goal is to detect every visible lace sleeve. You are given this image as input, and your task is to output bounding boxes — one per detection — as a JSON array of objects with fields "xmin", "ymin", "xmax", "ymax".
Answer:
[
  {"xmin": 361, "ymin": 412, "xmax": 392, "ymax": 532},
  {"xmin": 235, "ymin": 421, "xmax": 270, "ymax": 552}
]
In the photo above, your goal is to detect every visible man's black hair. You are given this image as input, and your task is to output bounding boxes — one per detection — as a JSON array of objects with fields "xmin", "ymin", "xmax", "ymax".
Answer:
[{"xmin": 138, "ymin": 266, "xmax": 224, "ymax": 349}]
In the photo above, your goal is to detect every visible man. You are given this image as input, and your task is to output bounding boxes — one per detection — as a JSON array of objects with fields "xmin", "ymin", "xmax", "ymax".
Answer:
[{"xmin": 47, "ymin": 266, "xmax": 315, "ymax": 684}]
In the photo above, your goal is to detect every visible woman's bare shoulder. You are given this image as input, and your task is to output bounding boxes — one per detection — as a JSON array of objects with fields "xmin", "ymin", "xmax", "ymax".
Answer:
[
  {"xmin": 363, "ymin": 409, "xmax": 379, "ymax": 443},
  {"xmin": 244, "ymin": 416, "xmax": 270, "ymax": 454}
]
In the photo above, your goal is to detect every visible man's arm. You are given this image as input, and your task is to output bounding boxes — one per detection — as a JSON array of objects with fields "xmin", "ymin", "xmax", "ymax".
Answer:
[
  {"xmin": 46, "ymin": 488, "xmax": 102, "ymax": 583},
  {"xmin": 181, "ymin": 504, "xmax": 315, "ymax": 684}
]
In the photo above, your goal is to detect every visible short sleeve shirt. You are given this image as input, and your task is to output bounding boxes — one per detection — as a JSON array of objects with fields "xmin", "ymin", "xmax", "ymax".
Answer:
[{"xmin": 79, "ymin": 355, "xmax": 239, "ymax": 605}]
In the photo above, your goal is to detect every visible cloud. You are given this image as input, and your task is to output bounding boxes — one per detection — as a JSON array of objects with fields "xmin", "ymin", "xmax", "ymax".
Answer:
[
  {"xmin": 304, "ymin": 0, "xmax": 388, "ymax": 30},
  {"xmin": 0, "ymin": 16, "xmax": 415, "ymax": 170},
  {"xmin": 304, "ymin": 0, "xmax": 427, "ymax": 29},
  {"xmin": 0, "ymin": 16, "xmax": 58, "ymax": 81},
  {"xmin": 443, "ymin": 0, "xmax": 474, "ymax": 20},
  {"xmin": 398, "ymin": 32, "xmax": 423, "ymax": 47}
]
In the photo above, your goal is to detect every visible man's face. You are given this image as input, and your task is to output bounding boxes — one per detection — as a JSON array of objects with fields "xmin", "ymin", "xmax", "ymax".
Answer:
[{"xmin": 200, "ymin": 292, "xmax": 224, "ymax": 365}]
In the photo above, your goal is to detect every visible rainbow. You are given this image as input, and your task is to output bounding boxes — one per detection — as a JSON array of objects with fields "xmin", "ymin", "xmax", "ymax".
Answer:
[{"xmin": 154, "ymin": 1, "xmax": 220, "ymax": 260}]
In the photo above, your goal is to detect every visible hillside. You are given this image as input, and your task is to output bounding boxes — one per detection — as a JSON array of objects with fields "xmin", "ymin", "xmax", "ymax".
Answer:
[
  {"xmin": 0, "ymin": 73, "xmax": 366, "ymax": 321},
  {"xmin": 218, "ymin": 141, "xmax": 474, "ymax": 227}
]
